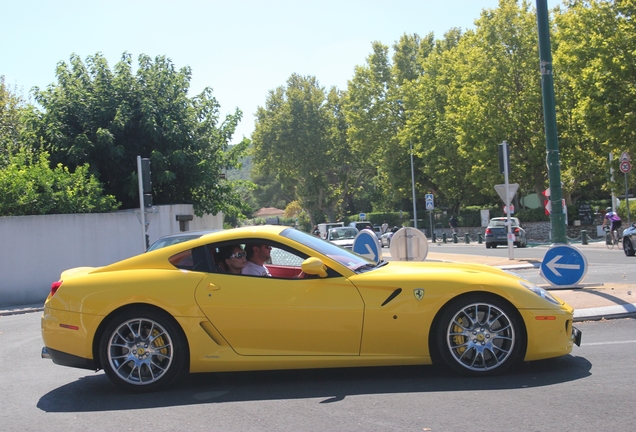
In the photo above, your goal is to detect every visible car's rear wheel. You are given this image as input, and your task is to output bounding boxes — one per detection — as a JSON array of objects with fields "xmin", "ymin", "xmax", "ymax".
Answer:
[
  {"xmin": 99, "ymin": 307, "xmax": 187, "ymax": 392},
  {"xmin": 624, "ymin": 238, "xmax": 635, "ymax": 256},
  {"xmin": 435, "ymin": 294, "xmax": 525, "ymax": 376}
]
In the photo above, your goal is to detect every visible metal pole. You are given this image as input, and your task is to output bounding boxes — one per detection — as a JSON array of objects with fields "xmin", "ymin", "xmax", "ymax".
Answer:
[
  {"xmin": 136, "ymin": 156, "xmax": 147, "ymax": 252},
  {"xmin": 503, "ymin": 141, "xmax": 514, "ymax": 260},
  {"xmin": 610, "ymin": 152, "xmax": 616, "ymax": 212},
  {"xmin": 626, "ymin": 172, "xmax": 631, "ymax": 225},
  {"xmin": 537, "ymin": 0, "xmax": 567, "ymax": 243},
  {"xmin": 410, "ymin": 139, "xmax": 417, "ymax": 229}
]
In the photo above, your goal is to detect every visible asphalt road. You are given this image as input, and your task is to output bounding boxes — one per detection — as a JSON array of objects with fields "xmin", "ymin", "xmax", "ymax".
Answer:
[{"xmin": 2, "ymin": 312, "xmax": 635, "ymax": 431}]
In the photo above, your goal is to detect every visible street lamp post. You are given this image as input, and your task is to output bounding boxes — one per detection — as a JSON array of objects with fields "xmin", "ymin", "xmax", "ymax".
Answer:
[
  {"xmin": 398, "ymin": 99, "xmax": 418, "ymax": 230},
  {"xmin": 410, "ymin": 139, "xmax": 417, "ymax": 229}
]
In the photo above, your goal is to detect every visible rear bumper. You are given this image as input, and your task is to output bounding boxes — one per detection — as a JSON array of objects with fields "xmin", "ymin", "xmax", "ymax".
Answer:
[{"xmin": 42, "ymin": 346, "xmax": 97, "ymax": 370}]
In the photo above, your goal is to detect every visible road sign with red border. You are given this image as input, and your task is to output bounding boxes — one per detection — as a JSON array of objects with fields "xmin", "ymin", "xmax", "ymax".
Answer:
[{"xmin": 620, "ymin": 160, "xmax": 632, "ymax": 173}]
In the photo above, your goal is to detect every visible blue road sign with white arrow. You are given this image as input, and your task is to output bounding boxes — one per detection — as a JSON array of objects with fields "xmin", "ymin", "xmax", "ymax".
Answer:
[
  {"xmin": 540, "ymin": 245, "xmax": 587, "ymax": 286},
  {"xmin": 352, "ymin": 229, "xmax": 382, "ymax": 262}
]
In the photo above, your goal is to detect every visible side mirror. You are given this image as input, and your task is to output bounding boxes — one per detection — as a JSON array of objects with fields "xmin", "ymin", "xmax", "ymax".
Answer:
[{"xmin": 301, "ymin": 257, "xmax": 328, "ymax": 278}]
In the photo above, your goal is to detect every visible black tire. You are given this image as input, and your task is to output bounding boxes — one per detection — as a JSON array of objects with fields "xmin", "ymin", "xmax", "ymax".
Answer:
[
  {"xmin": 434, "ymin": 294, "xmax": 526, "ymax": 376},
  {"xmin": 624, "ymin": 238, "xmax": 635, "ymax": 256},
  {"xmin": 99, "ymin": 307, "xmax": 188, "ymax": 392}
]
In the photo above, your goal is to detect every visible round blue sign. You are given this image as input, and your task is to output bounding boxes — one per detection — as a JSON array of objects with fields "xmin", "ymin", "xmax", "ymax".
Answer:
[
  {"xmin": 540, "ymin": 245, "xmax": 587, "ymax": 286},
  {"xmin": 352, "ymin": 229, "xmax": 382, "ymax": 262}
]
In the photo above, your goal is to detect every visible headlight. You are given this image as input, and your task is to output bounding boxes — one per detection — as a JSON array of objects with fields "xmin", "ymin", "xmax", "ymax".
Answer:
[{"xmin": 519, "ymin": 280, "xmax": 561, "ymax": 305}]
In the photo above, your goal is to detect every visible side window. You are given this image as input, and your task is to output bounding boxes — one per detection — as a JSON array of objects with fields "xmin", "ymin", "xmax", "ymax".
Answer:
[
  {"xmin": 168, "ymin": 245, "xmax": 216, "ymax": 272},
  {"xmin": 169, "ymin": 250, "xmax": 193, "ymax": 269}
]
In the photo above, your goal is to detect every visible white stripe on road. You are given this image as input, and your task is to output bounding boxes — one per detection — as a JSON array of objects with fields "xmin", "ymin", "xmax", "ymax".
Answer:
[{"xmin": 582, "ymin": 340, "xmax": 636, "ymax": 346}]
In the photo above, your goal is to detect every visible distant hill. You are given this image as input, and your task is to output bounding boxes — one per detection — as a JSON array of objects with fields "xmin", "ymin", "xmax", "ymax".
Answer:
[{"xmin": 226, "ymin": 155, "xmax": 252, "ymax": 181}]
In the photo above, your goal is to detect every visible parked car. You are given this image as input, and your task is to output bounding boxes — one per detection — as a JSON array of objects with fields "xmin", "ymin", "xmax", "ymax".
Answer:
[
  {"xmin": 379, "ymin": 226, "xmax": 401, "ymax": 248},
  {"xmin": 42, "ymin": 225, "xmax": 579, "ymax": 392},
  {"xmin": 373, "ymin": 225, "xmax": 383, "ymax": 237},
  {"xmin": 623, "ymin": 222, "xmax": 636, "ymax": 256},
  {"xmin": 485, "ymin": 217, "xmax": 527, "ymax": 248},
  {"xmin": 349, "ymin": 221, "xmax": 374, "ymax": 232},
  {"xmin": 316, "ymin": 222, "xmax": 345, "ymax": 239},
  {"xmin": 326, "ymin": 226, "xmax": 359, "ymax": 249},
  {"xmin": 146, "ymin": 230, "xmax": 219, "ymax": 251},
  {"xmin": 380, "ymin": 232, "xmax": 393, "ymax": 247}
]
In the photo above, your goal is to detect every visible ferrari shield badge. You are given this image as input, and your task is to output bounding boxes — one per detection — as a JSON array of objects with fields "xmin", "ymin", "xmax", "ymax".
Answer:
[{"xmin": 413, "ymin": 288, "xmax": 424, "ymax": 301}]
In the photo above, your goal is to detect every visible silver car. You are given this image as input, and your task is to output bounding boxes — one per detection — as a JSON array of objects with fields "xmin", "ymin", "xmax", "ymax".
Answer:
[
  {"xmin": 484, "ymin": 217, "xmax": 527, "ymax": 248},
  {"xmin": 623, "ymin": 223, "xmax": 636, "ymax": 256},
  {"xmin": 327, "ymin": 227, "xmax": 359, "ymax": 249}
]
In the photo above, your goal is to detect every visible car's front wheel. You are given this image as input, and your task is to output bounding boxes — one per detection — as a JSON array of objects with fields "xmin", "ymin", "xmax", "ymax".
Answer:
[
  {"xmin": 624, "ymin": 238, "xmax": 635, "ymax": 256},
  {"xmin": 435, "ymin": 294, "xmax": 525, "ymax": 376},
  {"xmin": 99, "ymin": 307, "xmax": 188, "ymax": 392}
]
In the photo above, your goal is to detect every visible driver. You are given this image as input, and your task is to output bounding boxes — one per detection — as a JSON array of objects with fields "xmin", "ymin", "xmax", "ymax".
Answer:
[{"xmin": 242, "ymin": 243, "xmax": 272, "ymax": 277}]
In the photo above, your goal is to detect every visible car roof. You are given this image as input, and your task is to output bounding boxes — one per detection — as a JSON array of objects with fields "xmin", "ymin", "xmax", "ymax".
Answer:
[{"xmin": 488, "ymin": 217, "xmax": 520, "ymax": 226}]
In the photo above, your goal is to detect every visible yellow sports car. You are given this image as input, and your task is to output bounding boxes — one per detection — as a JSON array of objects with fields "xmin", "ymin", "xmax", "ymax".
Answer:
[{"xmin": 41, "ymin": 226, "xmax": 581, "ymax": 392}]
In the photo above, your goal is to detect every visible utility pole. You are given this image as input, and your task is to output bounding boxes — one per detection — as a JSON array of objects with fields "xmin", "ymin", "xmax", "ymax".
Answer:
[{"xmin": 537, "ymin": 0, "xmax": 567, "ymax": 243}]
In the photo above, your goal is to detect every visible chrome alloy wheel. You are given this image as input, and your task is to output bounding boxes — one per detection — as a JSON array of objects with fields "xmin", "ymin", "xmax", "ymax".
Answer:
[
  {"xmin": 106, "ymin": 318, "xmax": 174, "ymax": 386},
  {"xmin": 445, "ymin": 302, "xmax": 515, "ymax": 372}
]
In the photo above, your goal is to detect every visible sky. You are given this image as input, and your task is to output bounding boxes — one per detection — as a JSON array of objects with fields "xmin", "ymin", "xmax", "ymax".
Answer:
[{"xmin": 1, "ymin": 0, "xmax": 559, "ymax": 144}]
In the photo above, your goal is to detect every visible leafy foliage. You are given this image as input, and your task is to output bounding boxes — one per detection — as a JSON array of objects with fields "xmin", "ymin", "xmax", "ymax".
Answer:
[
  {"xmin": 28, "ymin": 53, "xmax": 250, "ymax": 217},
  {"xmin": 0, "ymin": 150, "xmax": 119, "ymax": 215},
  {"xmin": 252, "ymin": 74, "xmax": 351, "ymax": 225},
  {"xmin": 0, "ymin": 76, "xmax": 29, "ymax": 165}
]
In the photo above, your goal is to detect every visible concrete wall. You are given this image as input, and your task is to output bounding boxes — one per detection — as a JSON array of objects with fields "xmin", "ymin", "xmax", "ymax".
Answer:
[{"xmin": 0, "ymin": 205, "xmax": 223, "ymax": 307}]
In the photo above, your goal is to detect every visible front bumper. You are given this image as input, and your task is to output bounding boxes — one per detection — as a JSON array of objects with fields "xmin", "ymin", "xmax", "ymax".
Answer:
[{"xmin": 521, "ymin": 308, "xmax": 580, "ymax": 361}]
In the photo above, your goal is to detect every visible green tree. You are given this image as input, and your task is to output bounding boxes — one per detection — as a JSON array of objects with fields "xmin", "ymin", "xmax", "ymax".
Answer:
[
  {"xmin": 0, "ymin": 150, "xmax": 119, "ymax": 215},
  {"xmin": 344, "ymin": 37, "xmax": 432, "ymax": 213},
  {"xmin": 28, "ymin": 53, "xmax": 249, "ymax": 217},
  {"xmin": 252, "ymin": 74, "xmax": 349, "ymax": 225},
  {"xmin": 554, "ymin": 0, "xmax": 636, "ymax": 199},
  {"xmin": 0, "ymin": 76, "xmax": 29, "ymax": 165},
  {"xmin": 441, "ymin": 0, "xmax": 549, "ymax": 201}
]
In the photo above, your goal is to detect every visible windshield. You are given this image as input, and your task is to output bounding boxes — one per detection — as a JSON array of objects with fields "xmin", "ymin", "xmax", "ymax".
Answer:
[
  {"xmin": 281, "ymin": 228, "xmax": 374, "ymax": 271},
  {"xmin": 328, "ymin": 228, "xmax": 358, "ymax": 240}
]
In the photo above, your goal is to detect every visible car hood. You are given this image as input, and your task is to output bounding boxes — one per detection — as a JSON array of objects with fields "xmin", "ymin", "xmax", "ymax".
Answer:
[{"xmin": 347, "ymin": 260, "xmax": 562, "ymax": 309}]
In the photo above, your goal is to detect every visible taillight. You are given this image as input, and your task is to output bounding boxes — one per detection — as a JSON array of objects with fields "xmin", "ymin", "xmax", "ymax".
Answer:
[
  {"xmin": 513, "ymin": 227, "xmax": 520, "ymax": 234},
  {"xmin": 485, "ymin": 228, "xmax": 492, "ymax": 234},
  {"xmin": 51, "ymin": 281, "xmax": 63, "ymax": 296}
]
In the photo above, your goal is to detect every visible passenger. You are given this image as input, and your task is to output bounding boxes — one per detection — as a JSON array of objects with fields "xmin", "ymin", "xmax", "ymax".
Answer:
[
  {"xmin": 242, "ymin": 243, "xmax": 272, "ymax": 277},
  {"xmin": 218, "ymin": 245, "xmax": 247, "ymax": 274}
]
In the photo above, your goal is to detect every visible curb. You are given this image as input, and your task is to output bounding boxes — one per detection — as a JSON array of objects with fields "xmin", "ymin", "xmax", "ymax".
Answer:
[
  {"xmin": 573, "ymin": 303, "xmax": 636, "ymax": 322},
  {"xmin": 0, "ymin": 304, "xmax": 44, "ymax": 317}
]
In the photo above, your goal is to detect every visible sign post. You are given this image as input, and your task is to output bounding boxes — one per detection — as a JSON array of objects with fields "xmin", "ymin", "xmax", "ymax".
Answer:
[
  {"xmin": 495, "ymin": 141, "xmax": 516, "ymax": 260},
  {"xmin": 620, "ymin": 152, "xmax": 632, "ymax": 225},
  {"xmin": 425, "ymin": 194, "xmax": 434, "ymax": 238}
]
